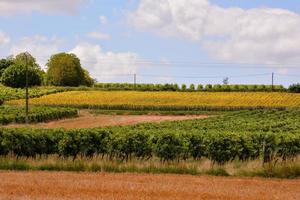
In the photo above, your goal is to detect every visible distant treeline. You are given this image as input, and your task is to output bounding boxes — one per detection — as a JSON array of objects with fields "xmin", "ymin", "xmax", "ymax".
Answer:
[{"xmin": 95, "ymin": 83, "xmax": 286, "ymax": 92}]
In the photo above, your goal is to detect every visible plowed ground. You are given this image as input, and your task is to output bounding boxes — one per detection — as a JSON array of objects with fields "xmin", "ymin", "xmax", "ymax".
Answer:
[{"xmin": 0, "ymin": 171, "xmax": 299, "ymax": 200}]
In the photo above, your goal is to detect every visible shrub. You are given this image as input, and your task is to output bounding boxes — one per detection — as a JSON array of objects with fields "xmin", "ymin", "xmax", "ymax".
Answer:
[
  {"xmin": 205, "ymin": 84, "xmax": 212, "ymax": 91},
  {"xmin": 181, "ymin": 84, "xmax": 187, "ymax": 91},
  {"xmin": 197, "ymin": 84, "xmax": 203, "ymax": 91},
  {"xmin": 189, "ymin": 84, "xmax": 195, "ymax": 91},
  {"xmin": 288, "ymin": 83, "xmax": 300, "ymax": 93},
  {"xmin": 154, "ymin": 132, "xmax": 188, "ymax": 161}
]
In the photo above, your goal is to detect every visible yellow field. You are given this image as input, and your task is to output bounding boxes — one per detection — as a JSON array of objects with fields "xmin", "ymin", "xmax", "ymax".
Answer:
[{"xmin": 7, "ymin": 91, "xmax": 300, "ymax": 109}]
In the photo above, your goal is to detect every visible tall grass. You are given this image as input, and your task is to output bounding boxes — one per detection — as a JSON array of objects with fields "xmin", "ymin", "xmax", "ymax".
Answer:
[{"xmin": 0, "ymin": 156, "xmax": 298, "ymax": 179}]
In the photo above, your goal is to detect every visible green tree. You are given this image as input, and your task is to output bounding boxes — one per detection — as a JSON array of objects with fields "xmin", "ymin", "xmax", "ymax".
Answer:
[
  {"xmin": 47, "ymin": 53, "xmax": 85, "ymax": 86},
  {"xmin": 181, "ymin": 84, "xmax": 187, "ymax": 91},
  {"xmin": 1, "ymin": 53, "xmax": 43, "ymax": 88},
  {"xmin": 0, "ymin": 56, "xmax": 14, "ymax": 79},
  {"xmin": 83, "ymin": 69, "xmax": 95, "ymax": 87},
  {"xmin": 189, "ymin": 84, "xmax": 195, "ymax": 91}
]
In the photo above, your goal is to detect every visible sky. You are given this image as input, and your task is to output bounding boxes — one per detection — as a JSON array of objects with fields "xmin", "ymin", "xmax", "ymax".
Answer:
[{"xmin": 0, "ymin": 0, "xmax": 300, "ymax": 86}]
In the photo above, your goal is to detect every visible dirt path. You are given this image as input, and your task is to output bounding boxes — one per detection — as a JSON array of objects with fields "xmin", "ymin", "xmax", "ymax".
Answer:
[
  {"xmin": 4, "ymin": 110, "xmax": 209, "ymax": 129},
  {"xmin": 0, "ymin": 171, "xmax": 299, "ymax": 200}
]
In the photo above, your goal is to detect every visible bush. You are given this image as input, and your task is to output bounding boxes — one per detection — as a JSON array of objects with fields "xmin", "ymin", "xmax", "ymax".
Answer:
[
  {"xmin": 189, "ymin": 84, "xmax": 195, "ymax": 91},
  {"xmin": 205, "ymin": 84, "xmax": 212, "ymax": 91},
  {"xmin": 197, "ymin": 84, "xmax": 203, "ymax": 91},
  {"xmin": 1, "ymin": 64, "xmax": 42, "ymax": 88},
  {"xmin": 288, "ymin": 83, "xmax": 300, "ymax": 93},
  {"xmin": 181, "ymin": 84, "xmax": 187, "ymax": 91},
  {"xmin": 47, "ymin": 53, "xmax": 85, "ymax": 87},
  {"xmin": 154, "ymin": 132, "xmax": 188, "ymax": 161}
]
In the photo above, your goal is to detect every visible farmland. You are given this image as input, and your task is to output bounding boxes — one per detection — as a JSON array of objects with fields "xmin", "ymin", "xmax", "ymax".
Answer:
[
  {"xmin": 1, "ymin": 171, "xmax": 299, "ymax": 200},
  {"xmin": 0, "ymin": 106, "xmax": 78, "ymax": 125},
  {"xmin": 1, "ymin": 86, "xmax": 300, "ymax": 185},
  {"xmin": 1, "ymin": 109, "xmax": 299, "ymax": 178},
  {"xmin": 7, "ymin": 90, "xmax": 300, "ymax": 109}
]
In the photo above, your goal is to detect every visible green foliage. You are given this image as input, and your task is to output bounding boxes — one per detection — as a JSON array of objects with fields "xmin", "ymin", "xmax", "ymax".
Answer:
[
  {"xmin": 189, "ymin": 84, "xmax": 195, "ymax": 91},
  {"xmin": 197, "ymin": 84, "xmax": 203, "ymax": 91},
  {"xmin": 154, "ymin": 132, "xmax": 188, "ymax": 161},
  {"xmin": 82, "ymin": 69, "xmax": 95, "ymax": 87},
  {"xmin": 288, "ymin": 83, "xmax": 300, "ymax": 93},
  {"xmin": 47, "ymin": 53, "xmax": 85, "ymax": 87},
  {"xmin": 1, "ymin": 53, "xmax": 43, "ymax": 88},
  {"xmin": 0, "ymin": 110, "xmax": 299, "ymax": 165},
  {"xmin": 94, "ymin": 83, "xmax": 285, "ymax": 92},
  {"xmin": 0, "ymin": 57, "xmax": 14, "ymax": 78},
  {"xmin": 0, "ymin": 106, "xmax": 78, "ymax": 124},
  {"xmin": 1, "ymin": 63, "xmax": 43, "ymax": 88}
]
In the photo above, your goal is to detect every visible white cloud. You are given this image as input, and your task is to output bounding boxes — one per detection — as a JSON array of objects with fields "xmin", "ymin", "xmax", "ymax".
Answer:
[
  {"xmin": 10, "ymin": 35, "xmax": 63, "ymax": 68},
  {"xmin": 0, "ymin": 31, "xmax": 10, "ymax": 45},
  {"xmin": 99, "ymin": 15, "xmax": 108, "ymax": 25},
  {"xmin": 87, "ymin": 31, "xmax": 111, "ymax": 40},
  {"xmin": 0, "ymin": 0, "xmax": 88, "ymax": 15},
  {"xmin": 129, "ymin": 0, "xmax": 300, "ymax": 64},
  {"xmin": 70, "ymin": 43, "xmax": 139, "ymax": 81}
]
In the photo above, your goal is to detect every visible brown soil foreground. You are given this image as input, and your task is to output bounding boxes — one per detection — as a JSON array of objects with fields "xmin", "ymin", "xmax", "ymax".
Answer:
[
  {"xmin": 0, "ymin": 171, "xmax": 299, "ymax": 200},
  {"xmin": 4, "ymin": 110, "xmax": 209, "ymax": 129}
]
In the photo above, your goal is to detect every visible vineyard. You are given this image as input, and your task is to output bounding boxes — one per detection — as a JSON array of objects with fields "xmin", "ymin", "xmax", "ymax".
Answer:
[
  {"xmin": 1, "ymin": 110, "xmax": 299, "ymax": 166},
  {"xmin": 7, "ymin": 91, "xmax": 300, "ymax": 110},
  {"xmin": 0, "ymin": 106, "xmax": 78, "ymax": 125}
]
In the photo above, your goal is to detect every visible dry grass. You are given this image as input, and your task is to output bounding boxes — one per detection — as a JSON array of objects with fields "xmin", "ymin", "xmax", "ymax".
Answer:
[{"xmin": 0, "ymin": 171, "xmax": 299, "ymax": 200}]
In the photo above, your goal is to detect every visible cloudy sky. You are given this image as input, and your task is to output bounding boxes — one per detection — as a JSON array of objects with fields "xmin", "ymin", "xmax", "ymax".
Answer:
[{"xmin": 0, "ymin": 0, "xmax": 299, "ymax": 86}]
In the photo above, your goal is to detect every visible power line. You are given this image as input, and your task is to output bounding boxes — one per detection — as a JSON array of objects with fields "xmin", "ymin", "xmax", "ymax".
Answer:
[
  {"xmin": 32, "ymin": 55, "xmax": 300, "ymax": 69},
  {"xmin": 93, "ymin": 73, "xmax": 271, "ymax": 79}
]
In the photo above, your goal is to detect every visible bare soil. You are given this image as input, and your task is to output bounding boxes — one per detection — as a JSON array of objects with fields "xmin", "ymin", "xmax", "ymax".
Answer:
[
  {"xmin": 4, "ymin": 110, "xmax": 209, "ymax": 129},
  {"xmin": 0, "ymin": 171, "xmax": 299, "ymax": 200}
]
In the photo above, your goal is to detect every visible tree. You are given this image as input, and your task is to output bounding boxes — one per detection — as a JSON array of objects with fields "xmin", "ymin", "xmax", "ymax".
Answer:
[
  {"xmin": 181, "ymin": 84, "xmax": 187, "ymax": 91},
  {"xmin": 288, "ymin": 83, "xmax": 300, "ymax": 93},
  {"xmin": 223, "ymin": 77, "xmax": 229, "ymax": 85},
  {"xmin": 197, "ymin": 84, "xmax": 203, "ymax": 91},
  {"xmin": 0, "ymin": 57, "xmax": 14, "ymax": 79},
  {"xmin": 1, "ymin": 53, "xmax": 43, "ymax": 88},
  {"xmin": 189, "ymin": 84, "xmax": 195, "ymax": 91},
  {"xmin": 83, "ymin": 69, "xmax": 95, "ymax": 87},
  {"xmin": 47, "ymin": 53, "xmax": 85, "ymax": 87}
]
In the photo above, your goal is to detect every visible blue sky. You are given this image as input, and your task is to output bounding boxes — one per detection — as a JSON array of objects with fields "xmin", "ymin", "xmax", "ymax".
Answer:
[{"xmin": 0, "ymin": 0, "xmax": 299, "ymax": 86}]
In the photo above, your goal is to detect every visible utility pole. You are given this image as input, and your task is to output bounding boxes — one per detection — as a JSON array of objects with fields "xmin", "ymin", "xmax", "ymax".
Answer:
[
  {"xmin": 271, "ymin": 72, "xmax": 274, "ymax": 91},
  {"xmin": 134, "ymin": 73, "xmax": 136, "ymax": 90},
  {"xmin": 25, "ymin": 52, "xmax": 29, "ymax": 124}
]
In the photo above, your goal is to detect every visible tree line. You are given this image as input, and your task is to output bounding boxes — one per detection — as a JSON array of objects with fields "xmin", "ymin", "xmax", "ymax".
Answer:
[
  {"xmin": 0, "ymin": 52, "xmax": 299, "ymax": 92},
  {"xmin": 0, "ymin": 52, "xmax": 94, "ymax": 88}
]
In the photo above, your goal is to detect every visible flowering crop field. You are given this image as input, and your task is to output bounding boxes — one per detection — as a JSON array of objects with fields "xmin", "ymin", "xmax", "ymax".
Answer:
[{"xmin": 7, "ymin": 91, "xmax": 300, "ymax": 110}]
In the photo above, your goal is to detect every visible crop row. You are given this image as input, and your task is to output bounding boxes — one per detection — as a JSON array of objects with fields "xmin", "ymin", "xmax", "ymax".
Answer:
[
  {"xmin": 0, "ymin": 128, "xmax": 299, "ymax": 165},
  {"xmin": 8, "ymin": 91, "xmax": 300, "ymax": 109},
  {"xmin": 0, "ymin": 106, "xmax": 78, "ymax": 125},
  {"xmin": 95, "ymin": 83, "xmax": 285, "ymax": 92}
]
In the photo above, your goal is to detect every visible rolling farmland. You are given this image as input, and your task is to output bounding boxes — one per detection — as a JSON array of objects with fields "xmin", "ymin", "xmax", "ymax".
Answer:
[{"xmin": 7, "ymin": 91, "xmax": 300, "ymax": 109}]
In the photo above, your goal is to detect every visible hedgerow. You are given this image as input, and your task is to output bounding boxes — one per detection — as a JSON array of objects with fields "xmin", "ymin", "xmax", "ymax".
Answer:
[{"xmin": 95, "ymin": 83, "xmax": 286, "ymax": 92}]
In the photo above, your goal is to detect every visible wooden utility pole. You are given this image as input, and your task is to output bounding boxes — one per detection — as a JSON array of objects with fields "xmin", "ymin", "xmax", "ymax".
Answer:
[
  {"xmin": 25, "ymin": 52, "xmax": 29, "ymax": 124},
  {"xmin": 271, "ymin": 72, "xmax": 274, "ymax": 91},
  {"xmin": 134, "ymin": 73, "xmax": 136, "ymax": 90}
]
